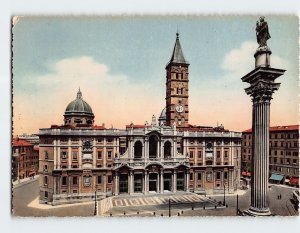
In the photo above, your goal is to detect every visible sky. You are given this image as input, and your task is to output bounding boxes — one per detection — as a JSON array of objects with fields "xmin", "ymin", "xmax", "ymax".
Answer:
[{"xmin": 12, "ymin": 16, "xmax": 299, "ymax": 135}]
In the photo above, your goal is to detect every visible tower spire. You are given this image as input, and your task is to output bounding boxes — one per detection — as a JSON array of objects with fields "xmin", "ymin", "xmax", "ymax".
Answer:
[{"xmin": 167, "ymin": 32, "xmax": 189, "ymax": 67}]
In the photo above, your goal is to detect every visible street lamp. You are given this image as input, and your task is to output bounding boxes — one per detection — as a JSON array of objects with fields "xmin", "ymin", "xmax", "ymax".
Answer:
[
  {"xmin": 168, "ymin": 198, "xmax": 172, "ymax": 217},
  {"xmin": 223, "ymin": 184, "xmax": 226, "ymax": 206},
  {"xmin": 94, "ymin": 186, "xmax": 97, "ymax": 216},
  {"xmin": 236, "ymin": 194, "xmax": 239, "ymax": 216}
]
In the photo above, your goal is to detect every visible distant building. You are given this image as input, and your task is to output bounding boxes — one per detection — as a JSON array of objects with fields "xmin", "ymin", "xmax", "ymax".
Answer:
[
  {"xmin": 38, "ymin": 33, "xmax": 242, "ymax": 205},
  {"xmin": 18, "ymin": 134, "xmax": 39, "ymax": 147},
  {"xmin": 12, "ymin": 138, "xmax": 39, "ymax": 181},
  {"xmin": 241, "ymin": 125, "xmax": 299, "ymax": 186}
]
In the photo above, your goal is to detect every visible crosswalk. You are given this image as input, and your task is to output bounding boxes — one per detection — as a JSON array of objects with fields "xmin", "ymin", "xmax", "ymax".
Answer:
[{"xmin": 111, "ymin": 193, "xmax": 209, "ymax": 207}]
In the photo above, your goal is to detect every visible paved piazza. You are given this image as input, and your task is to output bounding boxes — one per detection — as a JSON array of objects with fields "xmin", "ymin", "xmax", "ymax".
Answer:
[
  {"xmin": 12, "ymin": 178, "xmax": 298, "ymax": 217},
  {"xmin": 111, "ymin": 193, "xmax": 215, "ymax": 208}
]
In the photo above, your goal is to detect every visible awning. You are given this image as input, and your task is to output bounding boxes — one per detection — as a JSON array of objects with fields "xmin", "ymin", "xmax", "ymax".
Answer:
[
  {"xmin": 242, "ymin": 171, "xmax": 251, "ymax": 177},
  {"xmin": 28, "ymin": 171, "xmax": 36, "ymax": 176},
  {"xmin": 289, "ymin": 177, "xmax": 299, "ymax": 185},
  {"xmin": 269, "ymin": 173, "xmax": 284, "ymax": 181}
]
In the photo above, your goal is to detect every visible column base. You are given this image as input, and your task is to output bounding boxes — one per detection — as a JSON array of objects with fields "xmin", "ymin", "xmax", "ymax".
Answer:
[{"xmin": 243, "ymin": 207, "xmax": 272, "ymax": 216}]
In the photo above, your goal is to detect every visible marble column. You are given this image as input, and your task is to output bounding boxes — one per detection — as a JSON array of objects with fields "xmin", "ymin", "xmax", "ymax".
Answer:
[
  {"xmin": 130, "ymin": 171, "xmax": 134, "ymax": 194},
  {"xmin": 242, "ymin": 46, "xmax": 285, "ymax": 216},
  {"xmin": 115, "ymin": 172, "xmax": 119, "ymax": 195},
  {"xmin": 160, "ymin": 170, "xmax": 164, "ymax": 193},
  {"xmin": 173, "ymin": 170, "xmax": 177, "ymax": 192},
  {"xmin": 103, "ymin": 175, "xmax": 107, "ymax": 194}
]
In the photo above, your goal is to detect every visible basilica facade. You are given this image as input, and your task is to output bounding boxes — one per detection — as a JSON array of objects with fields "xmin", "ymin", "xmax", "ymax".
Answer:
[{"xmin": 38, "ymin": 34, "xmax": 242, "ymax": 205}]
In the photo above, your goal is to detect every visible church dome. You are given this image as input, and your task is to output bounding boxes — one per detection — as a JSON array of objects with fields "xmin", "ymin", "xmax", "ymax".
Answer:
[
  {"xmin": 65, "ymin": 89, "xmax": 93, "ymax": 115},
  {"xmin": 64, "ymin": 89, "xmax": 95, "ymax": 126},
  {"xmin": 158, "ymin": 107, "xmax": 166, "ymax": 125}
]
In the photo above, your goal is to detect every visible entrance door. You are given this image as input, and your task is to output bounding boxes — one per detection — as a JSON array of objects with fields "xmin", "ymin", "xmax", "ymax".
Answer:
[
  {"xmin": 164, "ymin": 173, "xmax": 172, "ymax": 191},
  {"xmin": 119, "ymin": 174, "xmax": 128, "ymax": 193},
  {"xmin": 177, "ymin": 172, "xmax": 185, "ymax": 191},
  {"xmin": 149, "ymin": 173, "xmax": 157, "ymax": 192},
  {"xmin": 134, "ymin": 174, "xmax": 143, "ymax": 193}
]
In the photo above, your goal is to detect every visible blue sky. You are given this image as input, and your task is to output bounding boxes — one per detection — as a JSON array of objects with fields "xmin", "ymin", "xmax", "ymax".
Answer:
[{"xmin": 12, "ymin": 16, "xmax": 299, "ymax": 135}]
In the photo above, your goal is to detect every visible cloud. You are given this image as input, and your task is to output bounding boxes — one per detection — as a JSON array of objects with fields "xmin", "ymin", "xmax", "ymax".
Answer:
[
  {"xmin": 55, "ymin": 56, "xmax": 109, "ymax": 79},
  {"xmin": 13, "ymin": 56, "xmax": 164, "ymax": 135},
  {"xmin": 189, "ymin": 41, "xmax": 293, "ymax": 131},
  {"xmin": 221, "ymin": 41, "xmax": 289, "ymax": 81}
]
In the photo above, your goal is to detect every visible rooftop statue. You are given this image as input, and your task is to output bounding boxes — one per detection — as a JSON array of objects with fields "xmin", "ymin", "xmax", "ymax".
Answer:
[{"xmin": 256, "ymin": 16, "xmax": 271, "ymax": 47}]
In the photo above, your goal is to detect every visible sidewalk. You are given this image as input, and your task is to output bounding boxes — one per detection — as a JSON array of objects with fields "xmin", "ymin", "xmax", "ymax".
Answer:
[
  {"xmin": 206, "ymin": 189, "xmax": 248, "ymax": 197},
  {"xmin": 269, "ymin": 183, "xmax": 299, "ymax": 190},
  {"xmin": 12, "ymin": 175, "xmax": 39, "ymax": 189}
]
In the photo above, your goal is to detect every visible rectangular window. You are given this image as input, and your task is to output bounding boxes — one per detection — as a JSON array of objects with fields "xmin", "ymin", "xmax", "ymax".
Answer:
[
  {"xmin": 44, "ymin": 164, "xmax": 48, "ymax": 171},
  {"xmin": 97, "ymin": 138, "xmax": 103, "ymax": 143},
  {"xmin": 190, "ymin": 173, "xmax": 193, "ymax": 180},
  {"xmin": 197, "ymin": 151, "xmax": 202, "ymax": 158},
  {"xmin": 197, "ymin": 173, "xmax": 202, "ymax": 180},
  {"xmin": 107, "ymin": 138, "xmax": 113, "ymax": 143},
  {"xmin": 97, "ymin": 151, "xmax": 102, "ymax": 160},
  {"xmin": 224, "ymin": 151, "xmax": 228, "ymax": 158},
  {"xmin": 72, "ymin": 152, "xmax": 78, "ymax": 160},
  {"xmin": 107, "ymin": 151, "xmax": 112, "ymax": 160},
  {"xmin": 44, "ymin": 176, "xmax": 48, "ymax": 186},
  {"xmin": 190, "ymin": 151, "xmax": 194, "ymax": 158},
  {"xmin": 73, "ymin": 176, "xmax": 78, "ymax": 185},
  {"xmin": 97, "ymin": 175, "xmax": 102, "ymax": 184},
  {"xmin": 108, "ymin": 175, "xmax": 112, "ymax": 184},
  {"xmin": 217, "ymin": 151, "xmax": 221, "ymax": 158},
  {"xmin": 216, "ymin": 172, "xmax": 221, "ymax": 180},
  {"xmin": 45, "ymin": 151, "xmax": 49, "ymax": 160},
  {"xmin": 61, "ymin": 151, "xmax": 67, "ymax": 159},
  {"xmin": 224, "ymin": 172, "xmax": 228, "ymax": 179},
  {"xmin": 274, "ymin": 150, "xmax": 277, "ymax": 155},
  {"xmin": 62, "ymin": 176, "xmax": 67, "ymax": 186},
  {"xmin": 293, "ymin": 159, "xmax": 297, "ymax": 164},
  {"xmin": 84, "ymin": 177, "xmax": 91, "ymax": 186}
]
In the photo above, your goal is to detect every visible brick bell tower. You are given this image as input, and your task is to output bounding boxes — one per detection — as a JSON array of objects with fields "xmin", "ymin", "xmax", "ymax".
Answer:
[{"xmin": 165, "ymin": 33, "xmax": 190, "ymax": 127}]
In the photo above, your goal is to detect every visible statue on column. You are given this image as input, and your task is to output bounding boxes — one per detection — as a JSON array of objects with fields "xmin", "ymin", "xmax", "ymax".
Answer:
[{"xmin": 256, "ymin": 16, "xmax": 271, "ymax": 47}]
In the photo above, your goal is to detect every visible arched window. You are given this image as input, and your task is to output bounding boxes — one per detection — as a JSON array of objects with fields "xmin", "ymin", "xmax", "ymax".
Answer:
[
  {"xmin": 164, "ymin": 141, "xmax": 172, "ymax": 159},
  {"xmin": 44, "ymin": 176, "xmax": 48, "ymax": 186},
  {"xmin": 134, "ymin": 141, "xmax": 143, "ymax": 159},
  {"xmin": 149, "ymin": 135, "xmax": 158, "ymax": 159}
]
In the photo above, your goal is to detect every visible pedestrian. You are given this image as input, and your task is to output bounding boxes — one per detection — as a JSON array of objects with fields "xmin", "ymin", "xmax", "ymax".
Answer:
[{"xmin": 279, "ymin": 194, "xmax": 282, "ymax": 200}]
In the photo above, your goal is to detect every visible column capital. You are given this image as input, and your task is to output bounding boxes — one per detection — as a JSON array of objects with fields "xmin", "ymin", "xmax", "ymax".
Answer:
[{"xmin": 245, "ymin": 80, "xmax": 281, "ymax": 104}]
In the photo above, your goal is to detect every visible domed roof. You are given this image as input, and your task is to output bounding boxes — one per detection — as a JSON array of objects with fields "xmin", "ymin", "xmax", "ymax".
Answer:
[
  {"xmin": 65, "ymin": 89, "xmax": 94, "ymax": 116},
  {"xmin": 159, "ymin": 107, "xmax": 166, "ymax": 119}
]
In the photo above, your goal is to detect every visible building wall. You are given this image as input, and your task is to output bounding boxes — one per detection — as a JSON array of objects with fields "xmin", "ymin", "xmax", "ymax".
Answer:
[
  {"xmin": 39, "ymin": 128, "xmax": 241, "ymax": 205},
  {"xmin": 241, "ymin": 126, "xmax": 299, "ymax": 181},
  {"xmin": 12, "ymin": 139, "xmax": 39, "ymax": 181}
]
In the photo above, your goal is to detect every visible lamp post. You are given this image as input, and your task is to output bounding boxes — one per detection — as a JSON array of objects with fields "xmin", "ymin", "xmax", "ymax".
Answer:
[
  {"xmin": 94, "ymin": 186, "xmax": 97, "ymax": 216},
  {"xmin": 236, "ymin": 194, "xmax": 239, "ymax": 216},
  {"xmin": 223, "ymin": 184, "xmax": 226, "ymax": 206},
  {"xmin": 168, "ymin": 198, "xmax": 172, "ymax": 217}
]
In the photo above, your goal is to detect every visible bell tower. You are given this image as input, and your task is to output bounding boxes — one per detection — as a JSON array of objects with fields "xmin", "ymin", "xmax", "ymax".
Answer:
[{"xmin": 165, "ymin": 33, "xmax": 189, "ymax": 127}]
